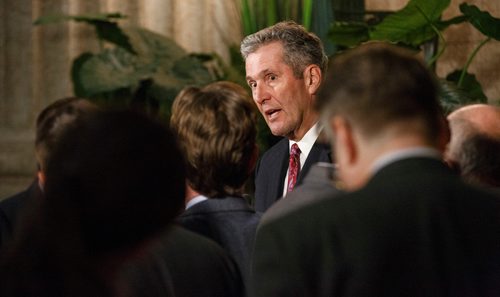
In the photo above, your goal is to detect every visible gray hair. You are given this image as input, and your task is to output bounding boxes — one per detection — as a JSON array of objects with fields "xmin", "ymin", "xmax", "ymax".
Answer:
[{"xmin": 240, "ymin": 21, "xmax": 328, "ymax": 78}]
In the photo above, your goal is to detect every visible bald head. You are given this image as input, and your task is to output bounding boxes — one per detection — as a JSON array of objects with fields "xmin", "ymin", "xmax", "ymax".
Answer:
[
  {"xmin": 446, "ymin": 104, "xmax": 500, "ymax": 187},
  {"xmin": 448, "ymin": 104, "xmax": 500, "ymax": 136}
]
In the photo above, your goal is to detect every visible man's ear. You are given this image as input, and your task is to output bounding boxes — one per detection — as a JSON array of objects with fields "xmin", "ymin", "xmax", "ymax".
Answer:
[
  {"xmin": 303, "ymin": 64, "xmax": 322, "ymax": 95},
  {"xmin": 37, "ymin": 170, "xmax": 46, "ymax": 192},
  {"xmin": 437, "ymin": 115, "xmax": 451, "ymax": 154},
  {"xmin": 331, "ymin": 116, "xmax": 357, "ymax": 166}
]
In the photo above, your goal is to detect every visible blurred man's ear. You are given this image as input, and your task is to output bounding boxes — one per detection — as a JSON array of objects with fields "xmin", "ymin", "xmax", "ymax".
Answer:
[
  {"xmin": 37, "ymin": 170, "xmax": 46, "ymax": 192},
  {"xmin": 437, "ymin": 115, "xmax": 451, "ymax": 154},
  {"xmin": 331, "ymin": 116, "xmax": 357, "ymax": 167}
]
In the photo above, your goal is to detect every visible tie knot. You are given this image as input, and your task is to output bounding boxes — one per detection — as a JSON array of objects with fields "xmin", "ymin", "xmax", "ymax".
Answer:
[{"xmin": 290, "ymin": 143, "xmax": 301, "ymax": 156}]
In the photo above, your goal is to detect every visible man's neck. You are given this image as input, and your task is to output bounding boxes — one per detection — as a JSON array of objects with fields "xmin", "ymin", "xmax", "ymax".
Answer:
[{"xmin": 288, "ymin": 113, "xmax": 319, "ymax": 142}]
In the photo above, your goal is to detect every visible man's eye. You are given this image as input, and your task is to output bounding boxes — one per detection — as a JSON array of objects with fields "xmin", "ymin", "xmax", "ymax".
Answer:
[
  {"xmin": 268, "ymin": 75, "xmax": 277, "ymax": 81},
  {"xmin": 248, "ymin": 82, "xmax": 257, "ymax": 88}
]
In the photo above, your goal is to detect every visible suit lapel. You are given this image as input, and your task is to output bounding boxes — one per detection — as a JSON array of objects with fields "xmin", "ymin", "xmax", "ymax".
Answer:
[
  {"xmin": 297, "ymin": 142, "xmax": 331, "ymax": 185},
  {"xmin": 274, "ymin": 139, "xmax": 290, "ymax": 202}
]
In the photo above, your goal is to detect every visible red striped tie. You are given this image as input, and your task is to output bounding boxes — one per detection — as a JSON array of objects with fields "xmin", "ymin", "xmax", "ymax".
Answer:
[{"xmin": 287, "ymin": 143, "xmax": 301, "ymax": 193}]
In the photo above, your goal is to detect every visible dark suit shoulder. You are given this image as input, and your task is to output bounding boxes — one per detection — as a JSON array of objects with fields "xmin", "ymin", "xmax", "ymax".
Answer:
[
  {"xmin": 128, "ymin": 226, "xmax": 244, "ymax": 297},
  {"xmin": 252, "ymin": 157, "xmax": 500, "ymax": 296},
  {"xmin": 0, "ymin": 182, "xmax": 38, "ymax": 248}
]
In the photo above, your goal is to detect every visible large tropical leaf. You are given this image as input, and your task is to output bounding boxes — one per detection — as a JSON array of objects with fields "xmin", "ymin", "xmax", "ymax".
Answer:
[
  {"xmin": 33, "ymin": 12, "xmax": 125, "ymax": 24},
  {"xmin": 72, "ymin": 47, "xmax": 151, "ymax": 96},
  {"xmin": 370, "ymin": 0, "xmax": 450, "ymax": 46},
  {"xmin": 71, "ymin": 25, "xmax": 215, "ymax": 108},
  {"xmin": 446, "ymin": 69, "xmax": 487, "ymax": 102},
  {"xmin": 34, "ymin": 13, "xmax": 135, "ymax": 53},
  {"xmin": 329, "ymin": 22, "xmax": 370, "ymax": 47},
  {"xmin": 460, "ymin": 3, "xmax": 500, "ymax": 40},
  {"xmin": 121, "ymin": 26, "xmax": 186, "ymax": 65},
  {"xmin": 438, "ymin": 80, "xmax": 477, "ymax": 114}
]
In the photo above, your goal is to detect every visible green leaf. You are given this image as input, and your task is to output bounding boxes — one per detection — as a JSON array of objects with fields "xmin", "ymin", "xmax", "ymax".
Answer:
[
  {"xmin": 241, "ymin": 0, "xmax": 256, "ymax": 35},
  {"xmin": 33, "ymin": 12, "xmax": 125, "ymax": 25},
  {"xmin": 460, "ymin": 3, "xmax": 500, "ymax": 40},
  {"xmin": 329, "ymin": 22, "xmax": 370, "ymax": 47},
  {"xmin": 302, "ymin": 0, "xmax": 313, "ymax": 30},
  {"xmin": 438, "ymin": 80, "xmax": 475, "ymax": 114},
  {"xmin": 122, "ymin": 26, "xmax": 186, "ymax": 65},
  {"xmin": 446, "ymin": 70, "xmax": 487, "ymax": 102},
  {"xmin": 92, "ymin": 21, "xmax": 136, "ymax": 54},
  {"xmin": 73, "ymin": 47, "xmax": 151, "ymax": 96},
  {"xmin": 435, "ymin": 15, "xmax": 468, "ymax": 30},
  {"xmin": 370, "ymin": 0, "xmax": 451, "ymax": 46},
  {"xmin": 71, "ymin": 52, "xmax": 94, "ymax": 97},
  {"xmin": 34, "ymin": 13, "xmax": 136, "ymax": 54}
]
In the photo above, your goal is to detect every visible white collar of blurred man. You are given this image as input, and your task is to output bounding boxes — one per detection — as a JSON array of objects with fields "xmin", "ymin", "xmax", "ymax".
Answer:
[{"xmin": 323, "ymin": 115, "xmax": 449, "ymax": 191}]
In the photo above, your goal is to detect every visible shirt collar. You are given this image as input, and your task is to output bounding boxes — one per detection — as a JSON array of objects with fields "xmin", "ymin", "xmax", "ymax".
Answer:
[
  {"xmin": 289, "ymin": 122, "xmax": 321, "ymax": 168},
  {"xmin": 185, "ymin": 195, "xmax": 209, "ymax": 210}
]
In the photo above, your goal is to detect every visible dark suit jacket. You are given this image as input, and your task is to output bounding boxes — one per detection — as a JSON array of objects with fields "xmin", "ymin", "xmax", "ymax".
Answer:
[
  {"xmin": 0, "ymin": 180, "xmax": 39, "ymax": 249},
  {"xmin": 124, "ymin": 225, "xmax": 244, "ymax": 297},
  {"xmin": 178, "ymin": 197, "xmax": 261, "ymax": 284},
  {"xmin": 251, "ymin": 157, "xmax": 500, "ymax": 297},
  {"xmin": 254, "ymin": 138, "xmax": 330, "ymax": 212}
]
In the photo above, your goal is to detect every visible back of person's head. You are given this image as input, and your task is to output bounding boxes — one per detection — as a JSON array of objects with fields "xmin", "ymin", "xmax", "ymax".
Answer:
[
  {"xmin": 170, "ymin": 81, "xmax": 258, "ymax": 198},
  {"xmin": 43, "ymin": 109, "xmax": 186, "ymax": 256},
  {"xmin": 447, "ymin": 104, "xmax": 500, "ymax": 187},
  {"xmin": 35, "ymin": 97, "xmax": 97, "ymax": 172},
  {"xmin": 317, "ymin": 42, "xmax": 443, "ymax": 145},
  {"xmin": 240, "ymin": 21, "xmax": 328, "ymax": 78}
]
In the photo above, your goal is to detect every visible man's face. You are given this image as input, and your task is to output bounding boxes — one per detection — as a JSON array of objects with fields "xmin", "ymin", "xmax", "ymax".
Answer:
[{"xmin": 245, "ymin": 42, "xmax": 317, "ymax": 141}]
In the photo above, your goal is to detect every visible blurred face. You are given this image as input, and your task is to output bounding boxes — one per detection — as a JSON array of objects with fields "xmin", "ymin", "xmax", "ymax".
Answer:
[{"xmin": 245, "ymin": 42, "xmax": 317, "ymax": 141}]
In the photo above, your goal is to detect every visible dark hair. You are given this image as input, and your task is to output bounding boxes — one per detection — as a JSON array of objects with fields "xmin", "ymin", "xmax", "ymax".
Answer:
[
  {"xmin": 240, "ymin": 21, "xmax": 328, "ymax": 78},
  {"xmin": 170, "ymin": 81, "xmax": 258, "ymax": 198},
  {"xmin": 454, "ymin": 133, "xmax": 500, "ymax": 187},
  {"xmin": 317, "ymin": 43, "xmax": 443, "ymax": 143},
  {"xmin": 43, "ymin": 109, "xmax": 186, "ymax": 254},
  {"xmin": 35, "ymin": 97, "xmax": 97, "ymax": 170}
]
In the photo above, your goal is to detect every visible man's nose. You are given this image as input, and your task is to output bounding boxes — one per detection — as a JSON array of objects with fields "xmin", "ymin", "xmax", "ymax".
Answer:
[{"xmin": 253, "ymin": 84, "xmax": 271, "ymax": 105}]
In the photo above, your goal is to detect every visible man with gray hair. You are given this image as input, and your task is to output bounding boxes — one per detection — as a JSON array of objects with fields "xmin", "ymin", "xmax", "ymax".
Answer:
[
  {"xmin": 241, "ymin": 21, "xmax": 330, "ymax": 212},
  {"xmin": 446, "ymin": 104, "xmax": 500, "ymax": 188}
]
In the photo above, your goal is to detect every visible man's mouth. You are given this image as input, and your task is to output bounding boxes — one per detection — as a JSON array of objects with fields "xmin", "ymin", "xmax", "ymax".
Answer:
[{"xmin": 265, "ymin": 109, "xmax": 280, "ymax": 120}]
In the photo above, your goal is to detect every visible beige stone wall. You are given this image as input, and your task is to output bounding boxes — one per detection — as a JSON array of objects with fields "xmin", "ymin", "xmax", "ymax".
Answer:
[
  {"xmin": 0, "ymin": 0, "xmax": 242, "ymax": 199},
  {"xmin": 366, "ymin": 0, "xmax": 500, "ymax": 103}
]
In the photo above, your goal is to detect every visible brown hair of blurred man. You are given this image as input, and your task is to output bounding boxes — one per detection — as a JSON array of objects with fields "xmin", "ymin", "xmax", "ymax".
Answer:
[
  {"xmin": 446, "ymin": 104, "xmax": 500, "ymax": 187},
  {"xmin": 317, "ymin": 42, "xmax": 449, "ymax": 190},
  {"xmin": 170, "ymin": 81, "xmax": 258, "ymax": 198},
  {"xmin": 170, "ymin": 81, "xmax": 262, "ymax": 286},
  {"xmin": 35, "ymin": 97, "xmax": 98, "ymax": 187},
  {"xmin": 0, "ymin": 97, "xmax": 97, "ymax": 248}
]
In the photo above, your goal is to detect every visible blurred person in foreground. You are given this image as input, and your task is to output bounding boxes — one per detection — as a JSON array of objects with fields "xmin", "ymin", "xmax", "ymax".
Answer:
[
  {"xmin": 0, "ymin": 110, "xmax": 186, "ymax": 296},
  {"xmin": 0, "ymin": 97, "xmax": 97, "ymax": 249},
  {"xmin": 446, "ymin": 104, "xmax": 500, "ymax": 188},
  {"xmin": 251, "ymin": 43, "xmax": 500, "ymax": 297},
  {"xmin": 170, "ymin": 81, "xmax": 261, "ymax": 285}
]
